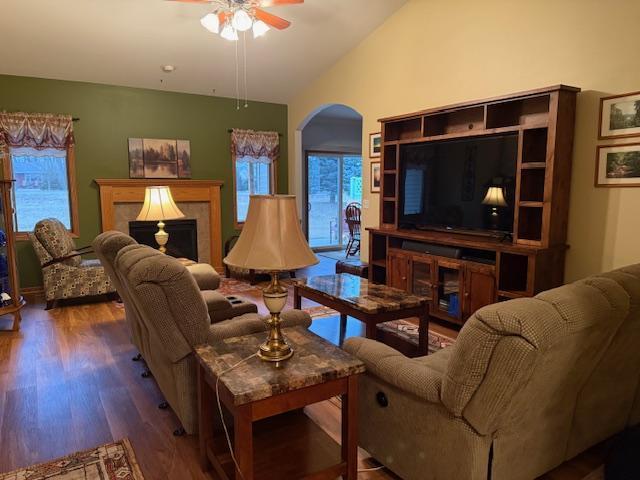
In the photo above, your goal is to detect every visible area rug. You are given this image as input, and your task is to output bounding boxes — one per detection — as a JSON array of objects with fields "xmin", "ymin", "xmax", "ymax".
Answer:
[
  {"xmin": 0, "ymin": 439, "xmax": 144, "ymax": 480},
  {"xmin": 217, "ymin": 277, "xmax": 262, "ymax": 296},
  {"xmin": 377, "ymin": 319, "xmax": 456, "ymax": 353}
]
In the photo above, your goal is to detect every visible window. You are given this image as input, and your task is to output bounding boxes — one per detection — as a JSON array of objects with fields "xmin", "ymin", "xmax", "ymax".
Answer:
[
  {"xmin": 235, "ymin": 156, "xmax": 274, "ymax": 224},
  {"xmin": 9, "ymin": 146, "xmax": 76, "ymax": 235},
  {"xmin": 230, "ymin": 129, "xmax": 279, "ymax": 228}
]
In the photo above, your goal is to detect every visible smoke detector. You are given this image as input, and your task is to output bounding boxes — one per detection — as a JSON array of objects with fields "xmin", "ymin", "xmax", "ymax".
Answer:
[{"xmin": 162, "ymin": 65, "xmax": 176, "ymax": 73}]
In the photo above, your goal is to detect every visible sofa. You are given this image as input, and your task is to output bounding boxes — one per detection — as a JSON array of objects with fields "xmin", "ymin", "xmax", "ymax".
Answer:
[
  {"xmin": 344, "ymin": 264, "xmax": 640, "ymax": 480},
  {"xmin": 30, "ymin": 218, "xmax": 115, "ymax": 309},
  {"xmin": 114, "ymin": 244, "xmax": 312, "ymax": 435}
]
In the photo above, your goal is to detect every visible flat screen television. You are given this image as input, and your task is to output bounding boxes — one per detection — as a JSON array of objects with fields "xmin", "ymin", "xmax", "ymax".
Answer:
[{"xmin": 398, "ymin": 133, "xmax": 518, "ymax": 235}]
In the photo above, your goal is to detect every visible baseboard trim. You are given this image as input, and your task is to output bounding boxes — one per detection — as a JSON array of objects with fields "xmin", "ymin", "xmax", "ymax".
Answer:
[{"xmin": 21, "ymin": 286, "xmax": 44, "ymax": 296}]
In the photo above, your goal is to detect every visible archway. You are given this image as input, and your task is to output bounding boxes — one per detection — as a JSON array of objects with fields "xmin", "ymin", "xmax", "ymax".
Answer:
[{"xmin": 296, "ymin": 104, "xmax": 363, "ymax": 251}]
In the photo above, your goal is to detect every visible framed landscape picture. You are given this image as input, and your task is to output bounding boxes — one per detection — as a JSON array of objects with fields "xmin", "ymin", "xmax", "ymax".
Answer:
[
  {"xmin": 599, "ymin": 91, "xmax": 640, "ymax": 139},
  {"xmin": 128, "ymin": 138, "xmax": 191, "ymax": 179},
  {"xmin": 595, "ymin": 143, "xmax": 640, "ymax": 187},
  {"xmin": 369, "ymin": 132, "xmax": 382, "ymax": 158},
  {"xmin": 370, "ymin": 161, "xmax": 381, "ymax": 193}
]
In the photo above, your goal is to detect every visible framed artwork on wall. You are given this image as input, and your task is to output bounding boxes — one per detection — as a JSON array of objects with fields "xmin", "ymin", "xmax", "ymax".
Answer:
[
  {"xmin": 599, "ymin": 91, "xmax": 640, "ymax": 139},
  {"xmin": 370, "ymin": 161, "xmax": 381, "ymax": 193},
  {"xmin": 128, "ymin": 138, "xmax": 191, "ymax": 179},
  {"xmin": 369, "ymin": 132, "xmax": 381, "ymax": 158},
  {"xmin": 595, "ymin": 142, "xmax": 640, "ymax": 187}
]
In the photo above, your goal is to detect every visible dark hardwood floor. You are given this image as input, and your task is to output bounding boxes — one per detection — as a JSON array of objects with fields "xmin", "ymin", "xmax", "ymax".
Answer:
[{"xmin": 0, "ymin": 256, "xmax": 607, "ymax": 479}]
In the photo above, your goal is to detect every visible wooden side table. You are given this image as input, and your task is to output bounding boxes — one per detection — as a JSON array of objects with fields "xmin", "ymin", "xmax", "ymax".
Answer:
[{"xmin": 196, "ymin": 327, "xmax": 365, "ymax": 480}]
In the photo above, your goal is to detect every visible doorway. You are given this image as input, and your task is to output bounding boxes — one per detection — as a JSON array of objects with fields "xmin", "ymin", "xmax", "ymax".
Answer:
[
  {"xmin": 300, "ymin": 105, "xmax": 363, "ymax": 251},
  {"xmin": 305, "ymin": 152, "xmax": 361, "ymax": 249}
]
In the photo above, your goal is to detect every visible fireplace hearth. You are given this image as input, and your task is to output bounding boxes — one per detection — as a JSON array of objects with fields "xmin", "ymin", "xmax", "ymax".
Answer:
[{"xmin": 129, "ymin": 219, "xmax": 198, "ymax": 262}]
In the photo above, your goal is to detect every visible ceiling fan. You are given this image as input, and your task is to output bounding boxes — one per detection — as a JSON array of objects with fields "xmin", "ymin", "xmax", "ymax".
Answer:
[{"xmin": 169, "ymin": 0, "xmax": 304, "ymax": 41}]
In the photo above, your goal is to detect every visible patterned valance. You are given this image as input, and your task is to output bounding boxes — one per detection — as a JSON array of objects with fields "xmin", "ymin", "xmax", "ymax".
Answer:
[
  {"xmin": 231, "ymin": 128, "xmax": 279, "ymax": 163},
  {"xmin": 0, "ymin": 112, "xmax": 75, "ymax": 150}
]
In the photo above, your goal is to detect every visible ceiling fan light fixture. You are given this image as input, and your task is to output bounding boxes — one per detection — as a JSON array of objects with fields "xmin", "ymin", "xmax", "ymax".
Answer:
[
  {"xmin": 232, "ymin": 9, "xmax": 253, "ymax": 32},
  {"xmin": 200, "ymin": 13, "xmax": 220, "ymax": 34},
  {"xmin": 220, "ymin": 22, "xmax": 239, "ymax": 41},
  {"xmin": 252, "ymin": 20, "xmax": 270, "ymax": 38}
]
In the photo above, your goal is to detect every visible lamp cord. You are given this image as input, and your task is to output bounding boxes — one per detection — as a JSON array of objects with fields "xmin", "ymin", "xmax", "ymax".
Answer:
[{"xmin": 215, "ymin": 353, "xmax": 257, "ymax": 480}]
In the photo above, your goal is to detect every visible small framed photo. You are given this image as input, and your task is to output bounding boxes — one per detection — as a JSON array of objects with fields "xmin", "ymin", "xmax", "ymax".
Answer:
[
  {"xmin": 595, "ymin": 143, "xmax": 640, "ymax": 187},
  {"xmin": 599, "ymin": 91, "xmax": 640, "ymax": 139},
  {"xmin": 370, "ymin": 161, "xmax": 381, "ymax": 193},
  {"xmin": 369, "ymin": 132, "xmax": 382, "ymax": 158}
]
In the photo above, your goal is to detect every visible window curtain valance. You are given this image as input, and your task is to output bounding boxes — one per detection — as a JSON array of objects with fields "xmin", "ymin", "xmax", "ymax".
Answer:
[
  {"xmin": 0, "ymin": 112, "xmax": 75, "ymax": 150},
  {"xmin": 231, "ymin": 128, "xmax": 279, "ymax": 164}
]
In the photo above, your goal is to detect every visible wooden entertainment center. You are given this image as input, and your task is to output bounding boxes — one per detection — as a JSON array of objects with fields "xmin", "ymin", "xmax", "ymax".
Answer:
[{"xmin": 369, "ymin": 85, "xmax": 580, "ymax": 327}]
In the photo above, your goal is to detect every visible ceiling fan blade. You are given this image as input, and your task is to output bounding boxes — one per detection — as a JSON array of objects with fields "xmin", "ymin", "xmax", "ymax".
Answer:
[
  {"xmin": 259, "ymin": 0, "xmax": 304, "ymax": 6},
  {"xmin": 253, "ymin": 8, "xmax": 291, "ymax": 30}
]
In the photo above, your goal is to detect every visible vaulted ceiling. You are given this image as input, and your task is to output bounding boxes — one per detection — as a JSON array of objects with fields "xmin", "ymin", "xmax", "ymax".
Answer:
[{"xmin": 0, "ymin": 0, "xmax": 407, "ymax": 103}]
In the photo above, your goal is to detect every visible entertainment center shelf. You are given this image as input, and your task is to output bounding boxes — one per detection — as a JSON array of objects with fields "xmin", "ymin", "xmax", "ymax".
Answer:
[{"xmin": 372, "ymin": 85, "xmax": 580, "ymax": 327}]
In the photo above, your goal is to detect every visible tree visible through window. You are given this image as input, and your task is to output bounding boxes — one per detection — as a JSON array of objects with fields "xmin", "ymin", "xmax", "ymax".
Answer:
[
  {"xmin": 235, "ymin": 156, "xmax": 272, "ymax": 223},
  {"xmin": 9, "ymin": 147, "xmax": 72, "ymax": 232}
]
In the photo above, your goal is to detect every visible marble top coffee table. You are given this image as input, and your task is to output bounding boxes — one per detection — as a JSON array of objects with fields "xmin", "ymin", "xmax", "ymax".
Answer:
[
  {"xmin": 195, "ymin": 326, "xmax": 365, "ymax": 480},
  {"xmin": 294, "ymin": 273, "xmax": 430, "ymax": 355}
]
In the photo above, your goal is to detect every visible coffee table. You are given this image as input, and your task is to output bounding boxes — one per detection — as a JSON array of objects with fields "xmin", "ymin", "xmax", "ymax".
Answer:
[
  {"xmin": 196, "ymin": 326, "xmax": 365, "ymax": 480},
  {"xmin": 294, "ymin": 273, "xmax": 431, "ymax": 355}
]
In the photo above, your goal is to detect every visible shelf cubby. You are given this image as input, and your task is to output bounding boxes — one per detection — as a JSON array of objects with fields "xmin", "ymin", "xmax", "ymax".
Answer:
[
  {"xmin": 423, "ymin": 106, "xmax": 485, "ymax": 136},
  {"xmin": 383, "ymin": 144, "xmax": 398, "ymax": 171},
  {"xmin": 520, "ymin": 168, "xmax": 546, "ymax": 202},
  {"xmin": 498, "ymin": 253, "xmax": 529, "ymax": 293},
  {"xmin": 383, "ymin": 173, "xmax": 396, "ymax": 198},
  {"xmin": 382, "ymin": 200, "xmax": 396, "ymax": 225},
  {"xmin": 371, "ymin": 264, "xmax": 387, "ymax": 284},
  {"xmin": 517, "ymin": 207, "xmax": 543, "ymax": 242},
  {"xmin": 486, "ymin": 95, "xmax": 550, "ymax": 129},
  {"xmin": 522, "ymin": 128, "xmax": 549, "ymax": 164},
  {"xmin": 385, "ymin": 118, "xmax": 423, "ymax": 141}
]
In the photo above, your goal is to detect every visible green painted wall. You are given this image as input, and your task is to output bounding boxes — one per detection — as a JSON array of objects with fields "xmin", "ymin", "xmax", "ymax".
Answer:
[{"xmin": 0, "ymin": 74, "xmax": 289, "ymax": 288}]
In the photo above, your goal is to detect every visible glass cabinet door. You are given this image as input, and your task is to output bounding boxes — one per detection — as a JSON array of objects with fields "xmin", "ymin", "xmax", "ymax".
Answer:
[
  {"xmin": 411, "ymin": 258, "xmax": 433, "ymax": 299},
  {"xmin": 436, "ymin": 261, "xmax": 462, "ymax": 320}
]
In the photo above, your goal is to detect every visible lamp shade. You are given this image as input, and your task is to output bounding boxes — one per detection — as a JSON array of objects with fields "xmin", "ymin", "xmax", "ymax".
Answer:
[
  {"xmin": 224, "ymin": 195, "xmax": 318, "ymax": 271},
  {"xmin": 136, "ymin": 186, "xmax": 185, "ymax": 222},
  {"xmin": 482, "ymin": 186, "xmax": 508, "ymax": 207}
]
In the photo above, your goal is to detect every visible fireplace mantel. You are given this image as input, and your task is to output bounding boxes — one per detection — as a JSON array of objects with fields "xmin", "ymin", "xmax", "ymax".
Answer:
[{"xmin": 95, "ymin": 179, "xmax": 224, "ymax": 271}]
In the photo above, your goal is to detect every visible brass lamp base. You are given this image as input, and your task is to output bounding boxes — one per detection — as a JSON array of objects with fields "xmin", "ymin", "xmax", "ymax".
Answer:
[
  {"xmin": 154, "ymin": 220, "xmax": 169, "ymax": 254},
  {"xmin": 258, "ymin": 272, "xmax": 293, "ymax": 362}
]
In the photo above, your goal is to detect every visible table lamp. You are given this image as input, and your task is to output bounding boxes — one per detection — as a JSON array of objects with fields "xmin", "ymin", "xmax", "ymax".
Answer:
[
  {"xmin": 136, "ymin": 186, "xmax": 185, "ymax": 254},
  {"xmin": 482, "ymin": 186, "xmax": 508, "ymax": 231},
  {"xmin": 224, "ymin": 195, "xmax": 318, "ymax": 362}
]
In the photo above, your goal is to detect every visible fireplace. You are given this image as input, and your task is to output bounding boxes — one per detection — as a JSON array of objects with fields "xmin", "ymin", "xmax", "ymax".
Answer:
[{"xmin": 129, "ymin": 219, "xmax": 198, "ymax": 262}]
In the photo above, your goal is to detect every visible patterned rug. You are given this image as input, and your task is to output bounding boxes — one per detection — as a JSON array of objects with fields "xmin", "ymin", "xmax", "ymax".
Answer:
[{"xmin": 0, "ymin": 439, "xmax": 144, "ymax": 480}]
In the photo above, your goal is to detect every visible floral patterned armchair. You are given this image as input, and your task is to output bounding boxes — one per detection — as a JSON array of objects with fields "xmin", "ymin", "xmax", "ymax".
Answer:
[{"xmin": 29, "ymin": 218, "xmax": 115, "ymax": 309}]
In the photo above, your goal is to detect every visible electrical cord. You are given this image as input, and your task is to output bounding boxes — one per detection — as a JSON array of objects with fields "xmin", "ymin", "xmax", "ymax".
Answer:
[
  {"xmin": 214, "ymin": 353, "xmax": 387, "ymax": 478},
  {"xmin": 215, "ymin": 353, "xmax": 258, "ymax": 480}
]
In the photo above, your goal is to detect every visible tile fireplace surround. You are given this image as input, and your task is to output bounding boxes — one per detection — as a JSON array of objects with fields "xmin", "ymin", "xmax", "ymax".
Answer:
[{"xmin": 95, "ymin": 179, "xmax": 223, "ymax": 270}]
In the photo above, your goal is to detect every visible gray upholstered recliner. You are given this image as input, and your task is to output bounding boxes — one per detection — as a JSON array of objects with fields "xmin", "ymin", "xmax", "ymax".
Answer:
[
  {"xmin": 114, "ymin": 244, "xmax": 312, "ymax": 435},
  {"xmin": 93, "ymin": 231, "xmax": 257, "ymax": 334},
  {"xmin": 344, "ymin": 264, "xmax": 640, "ymax": 480}
]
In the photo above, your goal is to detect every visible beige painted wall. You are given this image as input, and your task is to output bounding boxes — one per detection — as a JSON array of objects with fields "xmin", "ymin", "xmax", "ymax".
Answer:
[{"xmin": 288, "ymin": 0, "xmax": 640, "ymax": 281}]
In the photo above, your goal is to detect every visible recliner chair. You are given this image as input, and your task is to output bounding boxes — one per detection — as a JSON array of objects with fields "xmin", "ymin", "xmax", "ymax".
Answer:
[
  {"xmin": 93, "ymin": 231, "xmax": 257, "ymax": 328},
  {"xmin": 30, "ymin": 218, "xmax": 115, "ymax": 309},
  {"xmin": 344, "ymin": 264, "xmax": 640, "ymax": 480},
  {"xmin": 114, "ymin": 244, "xmax": 312, "ymax": 435}
]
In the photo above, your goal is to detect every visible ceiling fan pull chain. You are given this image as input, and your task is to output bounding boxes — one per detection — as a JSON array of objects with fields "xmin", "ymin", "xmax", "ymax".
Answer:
[
  {"xmin": 235, "ymin": 37, "xmax": 240, "ymax": 110},
  {"xmin": 243, "ymin": 31, "xmax": 249, "ymax": 108}
]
